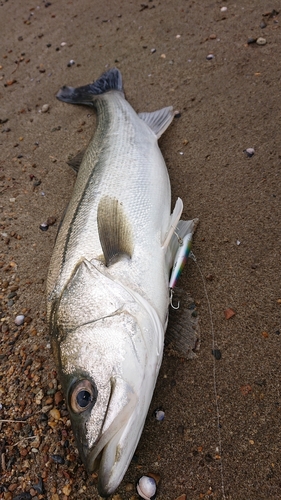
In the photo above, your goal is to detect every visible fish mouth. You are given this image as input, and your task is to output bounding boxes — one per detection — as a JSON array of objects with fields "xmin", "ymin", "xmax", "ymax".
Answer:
[{"xmin": 80, "ymin": 387, "xmax": 139, "ymax": 497}]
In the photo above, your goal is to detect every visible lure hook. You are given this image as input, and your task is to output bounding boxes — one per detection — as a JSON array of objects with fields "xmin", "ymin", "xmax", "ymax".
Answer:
[{"xmin": 169, "ymin": 288, "xmax": 180, "ymax": 310}]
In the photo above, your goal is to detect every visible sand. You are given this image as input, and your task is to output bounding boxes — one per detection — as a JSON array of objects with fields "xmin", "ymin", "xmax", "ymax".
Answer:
[{"xmin": 0, "ymin": 1, "xmax": 280, "ymax": 499}]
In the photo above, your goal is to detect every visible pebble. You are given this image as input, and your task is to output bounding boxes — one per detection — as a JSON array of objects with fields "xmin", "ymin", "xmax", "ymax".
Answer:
[
  {"xmin": 49, "ymin": 408, "xmax": 61, "ymax": 420},
  {"xmin": 154, "ymin": 408, "xmax": 165, "ymax": 421},
  {"xmin": 220, "ymin": 6, "xmax": 227, "ymax": 12},
  {"xmin": 151, "ymin": 48, "xmax": 156, "ymax": 53},
  {"xmin": 50, "ymin": 454, "xmax": 65, "ymax": 464},
  {"xmin": 245, "ymin": 147, "xmax": 255, "ymax": 157},
  {"xmin": 212, "ymin": 348, "xmax": 222, "ymax": 360},
  {"xmin": 62, "ymin": 484, "xmax": 72, "ymax": 496},
  {"xmin": 13, "ymin": 494, "xmax": 32, "ymax": 500},
  {"xmin": 67, "ymin": 59, "xmax": 75, "ymax": 67},
  {"xmin": 39, "ymin": 222, "xmax": 49, "ymax": 231},
  {"xmin": 247, "ymin": 37, "xmax": 257, "ymax": 44},
  {"xmin": 15, "ymin": 314, "xmax": 25, "ymax": 326},
  {"xmin": 54, "ymin": 391, "xmax": 63, "ymax": 405},
  {"xmin": 41, "ymin": 104, "xmax": 49, "ymax": 113},
  {"xmin": 46, "ymin": 216, "xmax": 57, "ymax": 226},
  {"xmin": 206, "ymin": 54, "xmax": 214, "ymax": 60},
  {"xmin": 61, "ymin": 42, "xmax": 67, "ymax": 46},
  {"xmin": 256, "ymin": 37, "xmax": 267, "ymax": 45}
]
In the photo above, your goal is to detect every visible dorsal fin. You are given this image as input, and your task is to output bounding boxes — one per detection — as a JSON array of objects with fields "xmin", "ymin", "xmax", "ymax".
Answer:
[
  {"xmin": 138, "ymin": 106, "xmax": 174, "ymax": 139},
  {"xmin": 97, "ymin": 196, "xmax": 133, "ymax": 266}
]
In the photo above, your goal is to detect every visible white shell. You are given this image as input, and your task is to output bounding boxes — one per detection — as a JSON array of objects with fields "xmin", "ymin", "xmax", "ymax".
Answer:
[
  {"xmin": 15, "ymin": 314, "xmax": 25, "ymax": 326},
  {"xmin": 137, "ymin": 476, "xmax": 157, "ymax": 500},
  {"xmin": 154, "ymin": 409, "xmax": 165, "ymax": 421}
]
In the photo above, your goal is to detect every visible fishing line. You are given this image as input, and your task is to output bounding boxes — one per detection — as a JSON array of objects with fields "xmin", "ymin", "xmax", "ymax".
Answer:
[{"xmin": 189, "ymin": 251, "xmax": 227, "ymax": 500}]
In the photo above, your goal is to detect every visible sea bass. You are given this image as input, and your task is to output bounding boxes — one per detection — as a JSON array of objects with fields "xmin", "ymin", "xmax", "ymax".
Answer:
[{"xmin": 47, "ymin": 68, "xmax": 196, "ymax": 496}]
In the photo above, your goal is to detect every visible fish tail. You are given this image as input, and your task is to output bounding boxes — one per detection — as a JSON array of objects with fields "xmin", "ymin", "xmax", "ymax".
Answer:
[{"xmin": 56, "ymin": 67, "xmax": 123, "ymax": 105}]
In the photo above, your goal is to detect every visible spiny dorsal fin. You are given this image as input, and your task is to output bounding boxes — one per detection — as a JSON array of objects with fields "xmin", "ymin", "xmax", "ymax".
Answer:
[
  {"xmin": 138, "ymin": 106, "xmax": 174, "ymax": 139},
  {"xmin": 67, "ymin": 149, "xmax": 86, "ymax": 173},
  {"xmin": 97, "ymin": 196, "xmax": 133, "ymax": 266}
]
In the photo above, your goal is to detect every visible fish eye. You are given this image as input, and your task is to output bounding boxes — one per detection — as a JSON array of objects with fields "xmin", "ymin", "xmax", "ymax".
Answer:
[{"xmin": 70, "ymin": 379, "xmax": 97, "ymax": 414}]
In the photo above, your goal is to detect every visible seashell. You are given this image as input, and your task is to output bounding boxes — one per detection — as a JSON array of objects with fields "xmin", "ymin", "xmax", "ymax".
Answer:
[
  {"xmin": 244, "ymin": 147, "xmax": 255, "ymax": 158},
  {"xmin": 40, "ymin": 222, "xmax": 49, "ymax": 231},
  {"xmin": 137, "ymin": 475, "xmax": 157, "ymax": 500},
  {"xmin": 154, "ymin": 408, "xmax": 165, "ymax": 421},
  {"xmin": 15, "ymin": 314, "xmax": 25, "ymax": 326}
]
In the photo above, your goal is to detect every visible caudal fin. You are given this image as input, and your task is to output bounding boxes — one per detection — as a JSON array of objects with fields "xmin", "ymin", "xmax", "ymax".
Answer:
[{"xmin": 56, "ymin": 67, "xmax": 123, "ymax": 106}]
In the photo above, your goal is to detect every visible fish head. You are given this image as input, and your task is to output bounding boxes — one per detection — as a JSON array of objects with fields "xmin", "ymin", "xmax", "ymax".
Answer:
[{"xmin": 51, "ymin": 259, "xmax": 164, "ymax": 496}]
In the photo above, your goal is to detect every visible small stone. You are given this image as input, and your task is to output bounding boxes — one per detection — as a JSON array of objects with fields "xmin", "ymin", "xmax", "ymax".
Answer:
[
  {"xmin": 67, "ymin": 59, "xmax": 75, "ymax": 67},
  {"xmin": 224, "ymin": 308, "xmax": 236, "ymax": 319},
  {"xmin": 151, "ymin": 48, "xmax": 156, "ymax": 53},
  {"xmin": 54, "ymin": 391, "xmax": 63, "ymax": 405},
  {"xmin": 50, "ymin": 454, "xmax": 65, "ymax": 464},
  {"xmin": 15, "ymin": 314, "xmax": 25, "ymax": 325},
  {"xmin": 46, "ymin": 216, "xmax": 57, "ymax": 226},
  {"xmin": 41, "ymin": 104, "xmax": 49, "ymax": 113},
  {"xmin": 154, "ymin": 408, "xmax": 165, "ymax": 421},
  {"xmin": 49, "ymin": 408, "xmax": 61, "ymax": 420},
  {"xmin": 40, "ymin": 222, "xmax": 49, "ymax": 231},
  {"xmin": 244, "ymin": 147, "xmax": 255, "ymax": 157},
  {"xmin": 256, "ymin": 37, "xmax": 266, "ymax": 45},
  {"xmin": 220, "ymin": 6, "xmax": 227, "ymax": 12},
  {"xmin": 61, "ymin": 42, "xmax": 67, "ymax": 46},
  {"xmin": 247, "ymin": 37, "xmax": 257, "ymax": 44},
  {"xmin": 212, "ymin": 349, "xmax": 222, "ymax": 360},
  {"xmin": 206, "ymin": 54, "xmax": 214, "ymax": 60},
  {"xmin": 62, "ymin": 484, "xmax": 72, "ymax": 496}
]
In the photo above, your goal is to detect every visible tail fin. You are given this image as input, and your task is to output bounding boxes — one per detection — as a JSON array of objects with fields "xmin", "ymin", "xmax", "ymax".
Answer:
[{"xmin": 56, "ymin": 67, "xmax": 123, "ymax": 106}]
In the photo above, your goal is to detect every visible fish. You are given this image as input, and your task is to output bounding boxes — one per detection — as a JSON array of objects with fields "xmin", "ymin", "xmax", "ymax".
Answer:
[{"xmin": 47, "ymin": 67, "xmax": 197, "ymax": 497}]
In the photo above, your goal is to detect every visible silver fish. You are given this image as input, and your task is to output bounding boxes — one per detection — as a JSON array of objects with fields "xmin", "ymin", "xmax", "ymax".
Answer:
[{"xmin": 47, "ymin": 68, "xmax": 196, "ymax": 496}]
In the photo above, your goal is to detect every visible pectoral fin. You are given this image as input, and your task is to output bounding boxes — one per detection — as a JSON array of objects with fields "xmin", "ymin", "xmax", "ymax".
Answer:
[
  {"xmin": 97, "ymin": 196, "xmax": 133, "ymax": 266},
  {"xmin": 162, "ymin": 197, "xmax": 183, "ymax": 249}
]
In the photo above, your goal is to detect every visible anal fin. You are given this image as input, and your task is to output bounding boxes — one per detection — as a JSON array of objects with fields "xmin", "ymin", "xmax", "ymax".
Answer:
[
  {"xmin": 97, "ymin": 196, "xmax": 133, "ymax": 266},
  {"xmin": 67, "ymin": 148, "xmax": 87, "ymax": 173}
]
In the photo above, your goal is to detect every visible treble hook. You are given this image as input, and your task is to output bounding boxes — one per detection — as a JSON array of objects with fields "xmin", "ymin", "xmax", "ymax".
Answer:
[
  {"xmin": 174, "ymin": 228, "xmax": 183, "ymax": 246},
  {"xmin": 169, "ymin": 288, "xmax": 180, "ymax": 310}
]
